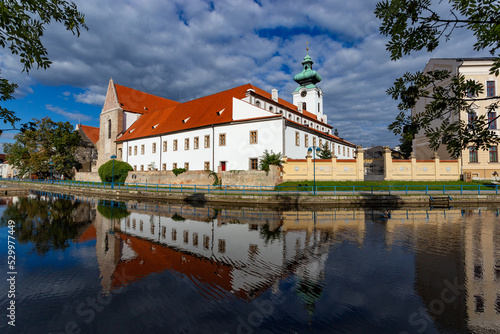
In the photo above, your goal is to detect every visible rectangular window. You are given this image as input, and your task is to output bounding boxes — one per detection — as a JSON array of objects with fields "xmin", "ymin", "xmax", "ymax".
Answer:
[
  {"xmin": 173, "ymin": 139, "xmax": 178, "ymax": 151},
  {"xmin": 219, "ymin": 133, "xmax": 226, "ymax": 146},
  {"xmin": 129, "ymin": 147, "xmax": 132, "ymax": 156},
  {"xmin": 140, "ymin": 165, "xmax": 144, "ymax": 171},
  {"xmin": 193, "ymin": 233, "xmax": 198, "ymax": 246},
  {"xmin": 171, "ymin": 229, "xmax": 177, "ymax": 241},
  {"xmin": 173, "ymin": 163, "xmax": 177, "ymax": 169},
  {"xmin": 319, "ymin": 139, "xmax": 322, "ymax": 147},
  {"xmin": 487, "ymin": 81, "xmax": 496, "ymax": 97},
  {"xmin": 134, "ymin": 165, "xmax": 137, "ymax": 171},
  {"xmin": 203, "ymin": 235, "xmax": 210, "ymax": 250},
  {"xmin": 250, "ymin": 131, "xmax": 257, "ymax": 144},
  {"xmin": 343, "ymin": 147, "xmax": 345, "ymax": 156},
  {"xmin": 218, "ymin": 239, "xmax": 226, "ymax": 253},
  {"xmin": 152, "ymin": 143, "xmax": 156, "ymax": 153},
  {"xmin": 304, "ymin": 134, "xmax": 309, "ymax": 147},
  {"xmin": 338, "ymin": 146, "xmax": 340, "ymax": 155},
  {"xmin": 490, "ymin": 146, "xmax": 498, "ymax": 162},
  {"xmin": 204, "ymin": 161, "xmax": 210, "ymax": 170},
  {"xmin": 134, "ymin": 146, "xmax": 137, "ymax": 155},
  {"xmin": 183, "ymin": 230, "xmax": 189, "ymax": 244},
  {"xmin": 347, "ymin": 148, "xmax": 349, "ymax": 157},
  {"xmin": 162, "ymin": 163, "xmax": 166, "ymax": 171},
  {"xmin": 295, "ymin": 131, "xmax": 300, "ymax": 146},
  {"xmin": 469, "ymin": 147, "xmax": 478, "ymax": 162},
  {"xmin": 468, "ymin": 111, "xmax": 477, "ymax": 124},
  {"xmin": 141, "ymin": 144, "xmax": 145, "ymax": 155},
  {"xmin": 313, "ymin": 137, "xmax": 316, "ymax": 147},
  {"xmin": 163, "ymin": 141, "xmax": 167, "ymax": 152},
  {"xmin": 204, "ymin": 135, "xmax": 210, "ymax": 148},
  {"xmin": 489, "ymin": 112, "xmax": 497, "ymax": 129},
  {"xmin": 184, "ymin": 138, "xmax": 189, "ymax": 150},
  {"xmin": 194, "ymin": 137, "xmax": 199, "ymax": 149},
  {"xmin": 250, "ymin": 158, "xmax": 258, "ymax": 170},
  {"xmin": 184, "ymin": 162, "xmax": 189, "ymax": 170}
]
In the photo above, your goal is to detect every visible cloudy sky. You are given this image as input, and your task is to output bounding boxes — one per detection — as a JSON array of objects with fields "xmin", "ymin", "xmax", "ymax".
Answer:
[{"xmin": 0, "ymin": 0, "xmax": 487, "ymax": 150}]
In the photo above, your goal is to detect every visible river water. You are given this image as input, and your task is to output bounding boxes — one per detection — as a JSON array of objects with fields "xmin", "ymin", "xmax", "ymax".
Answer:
[{"xmin": 0, "ymin": 192, "xmax": 499, "ymax": 334}]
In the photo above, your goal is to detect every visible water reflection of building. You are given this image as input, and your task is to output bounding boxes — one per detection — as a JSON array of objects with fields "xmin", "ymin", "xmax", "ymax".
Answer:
[
  {"xmin": 464, "ymin": 209, "xmax": 500, "ymax": 332},
  {"xmin": 68, "ymin": 196, "xmax": 500, "ymax": 331},
  {"xmin": 384, "ymin": 208, "xmax": 500, "ymax": 333}
]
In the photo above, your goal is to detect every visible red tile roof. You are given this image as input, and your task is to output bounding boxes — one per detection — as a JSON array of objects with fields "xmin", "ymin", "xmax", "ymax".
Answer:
[
  {"xmin": 116, "ymin": 83, "xmax": 338, "ymax": 143},
  {"xmin": 115, "ymin": 84, "xmax": 179, "ymax": 114},
  {"xmin": 79, "ymin": 124, "xmax": 100, "ymax": 145},
  {"xmin": 118, "ymin": 84, "xmax": 262, "ymax": 142}
]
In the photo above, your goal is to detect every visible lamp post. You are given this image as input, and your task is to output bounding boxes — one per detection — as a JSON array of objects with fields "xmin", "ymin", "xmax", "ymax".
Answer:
[
  {"xmin": 111, "ymin": 154, "xmax": 117, "ymax": 189},
  {"xmin": 49, "ymin": 160, "xmax": 53, "ymax": 183},
  {"xmin": 308, "ymin": 146, "xmax": 321, "ymax": 195}
]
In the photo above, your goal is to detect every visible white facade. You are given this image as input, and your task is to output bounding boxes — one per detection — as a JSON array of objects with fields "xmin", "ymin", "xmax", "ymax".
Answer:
[{"xmin": 98, "ymin": 52, "xmax": 356, "ymax": 171}]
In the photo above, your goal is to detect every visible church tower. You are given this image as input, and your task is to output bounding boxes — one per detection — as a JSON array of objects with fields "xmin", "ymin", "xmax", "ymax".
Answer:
[
  {"xmin": 292, "ymin": 46, "xmax": 326, "ymax": 123},
  {"xmin": 97, "ymin": 78, "xmax": 124, "ymax": 168}
]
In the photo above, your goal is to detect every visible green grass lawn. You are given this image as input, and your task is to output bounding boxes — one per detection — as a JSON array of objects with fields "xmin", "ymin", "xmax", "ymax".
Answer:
[{"xmin": 276, "ymin": 180, "xmax": 494, "ymax": 191}]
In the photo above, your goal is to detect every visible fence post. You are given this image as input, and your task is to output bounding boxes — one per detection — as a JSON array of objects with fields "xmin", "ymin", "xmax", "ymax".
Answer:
[{"xmin": 194, "ymin": 185, "xmax": 196, "ymax": 194}]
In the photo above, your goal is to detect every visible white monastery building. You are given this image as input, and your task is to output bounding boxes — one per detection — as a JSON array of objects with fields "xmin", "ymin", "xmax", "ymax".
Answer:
[{"xmin": 96, "ymin": 50, "xmax": 356, "ymax": 172}]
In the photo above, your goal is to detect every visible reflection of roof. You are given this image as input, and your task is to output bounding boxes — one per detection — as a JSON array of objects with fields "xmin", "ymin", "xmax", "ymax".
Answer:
[
  {"xmin": 113, "ymin": 232, "xmax": 250, "ymax": 300},
  {"xmin": 79, "ymin": 125, "xmax": 100, "ymax": 145},
  {"xmin": 115, "ymin": 84, "xmax": 179, "ymax": 114},
  {"xmin": 78, "ymin": 225, "xmax": 96, "ymax": 243}
]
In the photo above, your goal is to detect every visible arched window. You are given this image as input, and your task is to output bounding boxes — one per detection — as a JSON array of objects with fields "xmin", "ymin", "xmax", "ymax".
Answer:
[
  {"xmin": 302, "ymin": 102, "xmax": 307, "ymax": 111},
  {"xmin": 256, "ymin": 100, "xmax": 261, "ymax": 108},
  {"xmin": 108, "ymin": 119, "xmax": 111, "ymax": 139},
  {"xmin": 269, "ymin": 106, "xmax": 273, "ymax": 112}
]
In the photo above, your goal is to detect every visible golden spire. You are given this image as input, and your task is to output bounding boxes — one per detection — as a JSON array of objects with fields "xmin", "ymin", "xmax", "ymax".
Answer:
[{"xmin": 306, "ymin": 41, "xmax": 309, "ymax": 54}]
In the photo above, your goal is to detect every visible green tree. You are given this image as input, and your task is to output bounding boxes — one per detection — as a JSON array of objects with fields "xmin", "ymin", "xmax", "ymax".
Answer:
[
  {"xmin": 98, "ymin": 159, "xmax": 133, "ymax": 183},
  {"xmin": 4, "ymin": 117, "xmax": 80, "ymax": 178},
  {"xmin": 318, "ymin": 143, "xmax": 332, "ymax": 159},
  {"xmin": 0, "ymin": 0, "xmax": 87, "ymax": 130},
  {"xmin": 259, "ymin": 149, "xmax": 283, "ymax": 172},
  {"xmin": 375, "ymin": 0, "xmax": 500, "ymax": 158}
]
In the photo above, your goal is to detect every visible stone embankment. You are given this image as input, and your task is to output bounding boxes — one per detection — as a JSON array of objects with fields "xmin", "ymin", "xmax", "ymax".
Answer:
[{"xmin": 4, "ymin": 181, "xmax": 500, "ymax": 208}]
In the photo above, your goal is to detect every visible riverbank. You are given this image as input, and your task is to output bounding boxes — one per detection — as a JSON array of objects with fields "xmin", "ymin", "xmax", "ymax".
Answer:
[{"xmin": 3, "ymin": 180, "xmax": 500, "ymax": 208}]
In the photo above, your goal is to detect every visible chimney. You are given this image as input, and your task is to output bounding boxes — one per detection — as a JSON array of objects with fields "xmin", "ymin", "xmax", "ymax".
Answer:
[
  {"xmin": 334, "ymin": 128, "xmax": 339, "ymax": 137},
  {"xmin": 272, "ymin": 89, "xmax": 278, "ymax": 102}
]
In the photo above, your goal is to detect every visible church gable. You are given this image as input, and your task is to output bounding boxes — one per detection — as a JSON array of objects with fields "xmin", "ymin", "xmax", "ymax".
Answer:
[{"xmin": 102, "ymin": 79, "xmax": 120, "ymax": 112}]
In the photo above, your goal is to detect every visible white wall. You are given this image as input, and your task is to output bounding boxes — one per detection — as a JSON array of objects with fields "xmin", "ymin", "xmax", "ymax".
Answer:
[
  {"xmin": 284, "ymin": 125, "xmax": 354, "ymax": 159},
  {"xmin": 123, "ymin": 118, "xmax": 283, "ymax": 171}
]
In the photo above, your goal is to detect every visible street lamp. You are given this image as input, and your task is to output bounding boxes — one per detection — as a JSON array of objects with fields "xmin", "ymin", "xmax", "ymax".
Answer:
[
  {"xmin": 49, "ymin": 160, "xmax": 53, "ymax": 183},
  {"xmin": 111, "ymin": 154, "xmax": 117, "ymax": 189},
  {"xmin": 307, "ymin": 146, "xmax": 321, "ymax": 195}
]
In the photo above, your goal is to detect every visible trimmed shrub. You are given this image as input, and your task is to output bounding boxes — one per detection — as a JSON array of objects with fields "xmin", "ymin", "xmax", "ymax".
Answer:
[
  {"xmin": 172, "ymin": 168, "xmax": 187, "ymax": 176},
  {"xmin": 98, "ymin": 160, "xmax": 133, "ymax": 183}
]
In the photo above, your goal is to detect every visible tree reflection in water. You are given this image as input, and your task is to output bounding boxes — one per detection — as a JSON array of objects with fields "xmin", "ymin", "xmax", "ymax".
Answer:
[{"xmin": 0, "ymin": 195, "xmax": 94, "ymax": 254}]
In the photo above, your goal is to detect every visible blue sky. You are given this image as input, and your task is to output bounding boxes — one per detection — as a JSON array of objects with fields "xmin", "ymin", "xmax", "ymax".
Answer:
[{"xmin": 0, "ymin": 0, "xmax": 485, "ymax": 151}]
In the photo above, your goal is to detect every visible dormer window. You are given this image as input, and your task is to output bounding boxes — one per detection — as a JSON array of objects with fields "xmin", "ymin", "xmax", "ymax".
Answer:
[
  {"xmin": 182, "ymin": 117, "xmax": 190, "ymax": 124},
  {"xmin": 256, "ymin": 101, "xmax": 261, "ymax": 108},
  {"xmin": 269, "ymin": 106, "xmax": 273, "ymax": 112},
  {"xmin": 129, "ymin": 128, "xmax": 135, "ymax": 134},
  {"xmin": 152, "ymin": 123, "xmax": 159, "ymax": 129},
  {"xmin": 217, "ymin": 109, "xmax": 225, "ymax": 116}
]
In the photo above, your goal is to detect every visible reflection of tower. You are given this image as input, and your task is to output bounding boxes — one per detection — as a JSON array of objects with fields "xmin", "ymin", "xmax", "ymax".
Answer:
[
  {"xmin": 464, "ymin": 210, "xmax": 500, "ymax": 332},
  {"xmin": 94, "ymin": 208, "xmax": 121, "ymax": 294},
  {"xmin": 293, "ymin": 217, "xmax": 330, "ymax": 317}
]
